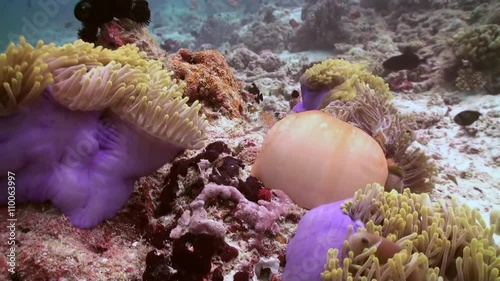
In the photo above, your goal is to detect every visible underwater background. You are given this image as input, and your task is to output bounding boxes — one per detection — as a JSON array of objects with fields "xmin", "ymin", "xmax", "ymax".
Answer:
[
  {"xmin": 0, "ymin": 0, "xmax": 270, "ymax": 50},
  {"xmin": 0, "ymin": 0, "xmax": 499, "ymax": 280}
]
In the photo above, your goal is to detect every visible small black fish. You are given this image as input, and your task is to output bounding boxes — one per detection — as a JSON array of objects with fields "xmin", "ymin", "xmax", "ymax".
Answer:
[
  {"xmin": 453, "ymin": 110, "xmax": 481, "ymax": 126},
  {"xmin": 382, "ymin": 47, "xmax": 426, "ymax": 72},
  {"xmin": 74, "ymin": 0, "xmax": 151, "ymax": 42},
  {"xmin": 248, "ymin": 83, "xmax": 263, "ymax": 104}
]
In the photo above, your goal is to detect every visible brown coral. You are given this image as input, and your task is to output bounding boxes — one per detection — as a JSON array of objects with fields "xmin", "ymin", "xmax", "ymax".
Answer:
[
  {"xmin": 169, "ymin": 49, "xmax": 245, "ymax": 118},
  {"xmin": 450, "ymin": 24, "xmax": 500, "ymax": 70}
]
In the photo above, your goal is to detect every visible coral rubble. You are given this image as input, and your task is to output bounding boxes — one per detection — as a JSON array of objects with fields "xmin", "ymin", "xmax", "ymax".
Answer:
[{"xmin": 143, "ymin": 141, "xmax": 304, "ymax": 281}]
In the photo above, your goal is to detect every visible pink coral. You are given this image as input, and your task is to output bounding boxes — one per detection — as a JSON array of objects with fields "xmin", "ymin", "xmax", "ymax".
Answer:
[
  {"xmin": 99, "ymin": 21, "xmax": 126, "ymax": 47},
  {"xmin": 170, "ymin": 183, "xmax": 292, "ymax": 239},
  {"xmin": 389, "ymin": 78, "xmax": 413, "ymax": 92}
]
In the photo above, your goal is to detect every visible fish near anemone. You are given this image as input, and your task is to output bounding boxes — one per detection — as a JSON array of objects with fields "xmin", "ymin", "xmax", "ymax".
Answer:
[
  {"xmin": 322, "ymin": 184, "xmax": 499, "ymax": 281},
  {"xmin": 251, "ymin": 110, "xmax": 388, "ymax": 209},
  {"xmin": 74, "ymin": 0, "xmax": 151, "ymax": 42},
  {"xmin": 382, "ymin": 47, "xmax": 427, "ymax": 72},
  {"xmin": 127, "ymin": 0, "xmax": 151, "ymax": 25},
  {"xmin": 0, "ymin": 37, "xmax": 207, "ymax": 228},
  {"xmin": 347, "ymin": 232, "xmax": 403, "ymax": 264},
  {"xmin": 346, "ymin": 232, "xmax": 425, "ymax": 281}
]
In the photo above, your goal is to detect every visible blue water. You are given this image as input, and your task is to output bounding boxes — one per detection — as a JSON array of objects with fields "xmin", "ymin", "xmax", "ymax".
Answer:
[
  {"xmin": 0, "ymin": 0, "xmax": 197, "ymax": 49},
  {"xmin": 0, "ymin": 0, "xmax": 79, "ymax": 48}
]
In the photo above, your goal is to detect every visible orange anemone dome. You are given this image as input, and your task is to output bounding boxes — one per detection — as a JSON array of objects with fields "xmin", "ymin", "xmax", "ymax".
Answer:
[{"xmin": 251, "ymin": 110, "xmax": 388, "ymax": 209}]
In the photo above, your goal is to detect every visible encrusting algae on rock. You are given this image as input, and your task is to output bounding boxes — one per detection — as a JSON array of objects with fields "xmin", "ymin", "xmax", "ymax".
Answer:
[{"xmin": 321, "ymin": 183, "xmax": 500, "ymax": 281}]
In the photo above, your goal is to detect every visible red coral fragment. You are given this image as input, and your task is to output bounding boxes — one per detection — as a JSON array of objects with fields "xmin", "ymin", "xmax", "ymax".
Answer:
[
  {"xmin": 270, "ymin": 275, "xmax": 282, "ymax": 281},
  {"xmin": 389, "ymin": 79, "xmax": 413, "ymax": 92},
  {"xmin": 258, "ymin": 188, "xmax": 272, "ymax": 201},
  {"xmin": 237, "ymin": 176, "xmax": 264, "ymax": 202}
]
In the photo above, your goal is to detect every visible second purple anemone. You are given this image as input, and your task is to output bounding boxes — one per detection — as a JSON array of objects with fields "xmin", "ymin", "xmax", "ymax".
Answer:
[{"xmin": 282, "ymin": 200, "xmax": 363, "ymax": 281}]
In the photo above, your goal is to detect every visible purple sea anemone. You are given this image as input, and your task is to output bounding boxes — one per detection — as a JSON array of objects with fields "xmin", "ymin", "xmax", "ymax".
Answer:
[
  {"xmin": 282, "ymin": 200, "xmax": 362, "ymax": 281},
  {"xmin": 0, "ymin": 38, "xmax": 207, "ymax": 228}
]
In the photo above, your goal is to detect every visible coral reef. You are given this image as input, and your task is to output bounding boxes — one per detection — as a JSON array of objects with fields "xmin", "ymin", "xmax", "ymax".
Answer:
[
  {"xmin": 323, "ymin": 83, "xmax": 436, "ymax": 193},
  {"xmin": 170, "ymin": 182, "xmax": 292, "ymax": 238},
  {"xmin": 169, "ymin": 48, "xmax": 246, "ymax": 118},
  {"xmin": 294, "ymin": 59, "xmax": 391, "ymax": 112},
  {"xmin": 159, "ymin": 38, "xmax": 186, "ymax": 54},
  {"xmin": 290, "ymin": 0, "xmax": 387, "ymax": 53},
  {"xmin": 468, "ymin": 2, "xmax": 500, "ymax": 25},
  {"xmin": 91, "ymin": 21, "xmax": 248, "ymax": 119},
  {"xmin": 291, "ymin": 0, "xmax": 349, "ymax": 51},
  {"xmin": 3, "ymin": 1, "xmax": 500, "ymax": 280},
  {"xmin": 382, "ymin": 8, "xmax": 469, "ymax": 92},
  {"xmin": 143, "ymin": 141, "xmax": 304, "ymax": 280},
  {"xmin": 321, "ymin": 183, "xmax": 499, "ymax": 281},
  {"xmin": 443, "ymin": 24, "xmax": 500, "ymax": 91},
  {"xmin": 228, "ymin": 47, "xmax": 261, "ymax": 71},
  {"xmin": 0, "ymin": 37, "xmax": 207, "ymax": 228},
  {"xmin": 388, "ymin": 75, "xmax": 414, "ymax": 92},
  {"xmin": 193, "ymin": 16, "xmax": 238, "ymax": 49},
  {"xmin": 241, "ymin": 21, "xmax": 294, "ymax": 53},
  {"xmin": 361, "ymin": 0, "xmax": 450, "ymax": 12},
  {"xmin": 449, "ymin": 24, "xmax": 500, "ymax": 71},
  {"xmin": 456, "ymin": 0, "xmax": 490, "ymax": 11},
  {"xmin": 360, "ymin": 0, "xmax": 436, "ymax": 12},
  {"xmin": 228, "ymin": 47, "xmax": 285, "ymax": 74}
]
